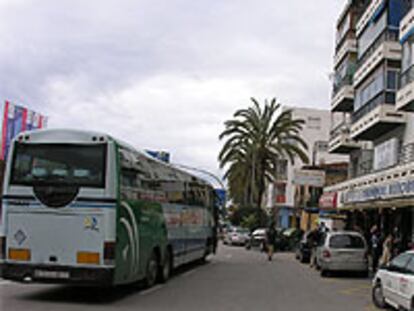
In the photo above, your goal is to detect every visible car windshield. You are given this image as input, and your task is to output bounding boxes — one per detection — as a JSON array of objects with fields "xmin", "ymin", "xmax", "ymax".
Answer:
[
  {"xmin": 236, "ymin": 228, "xmax": 249, "ymax": 234},
  {"xmin": 329, "ymin": 234, "xmax": 365, "ymax": 249},
  {"xmin": 10, "ymin": 143, "xmax": 106, "ymax": 188}
]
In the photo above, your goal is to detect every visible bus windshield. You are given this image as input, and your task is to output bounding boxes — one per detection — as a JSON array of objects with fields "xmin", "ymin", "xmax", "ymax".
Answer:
[{"xmin": 10, "ymin": 143, "xmax": 106, "ymax": 188}]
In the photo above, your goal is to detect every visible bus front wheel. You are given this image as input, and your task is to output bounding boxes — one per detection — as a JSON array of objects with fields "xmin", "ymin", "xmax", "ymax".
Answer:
[{"xmin": 144, "ymin": 252, "xmax": 158, "ymax": 288}]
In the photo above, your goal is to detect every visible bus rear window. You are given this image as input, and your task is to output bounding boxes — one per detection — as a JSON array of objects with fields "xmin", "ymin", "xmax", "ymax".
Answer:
[{"xmin": 10, "ymin": 143, "xmax": 106, "ymax": 188}]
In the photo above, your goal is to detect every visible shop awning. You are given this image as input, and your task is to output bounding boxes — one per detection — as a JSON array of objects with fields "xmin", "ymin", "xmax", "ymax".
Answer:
[{"xmin": 319, "ymin": 192, "xmax": 337, "ymax": 210}]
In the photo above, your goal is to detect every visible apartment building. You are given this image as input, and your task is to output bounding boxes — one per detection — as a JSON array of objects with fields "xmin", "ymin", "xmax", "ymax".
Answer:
[{"xmin": 326, "ymin": 0, "xmax": 414, "ymax": 247}]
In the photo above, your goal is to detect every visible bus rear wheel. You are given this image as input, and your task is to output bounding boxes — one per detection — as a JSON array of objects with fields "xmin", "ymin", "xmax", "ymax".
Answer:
[
  {"xmin": 144, "ymin": 252, "xmax": 158, "ymax": 288},
  {"xmin": 158, "ymin": 248, "xmax": 172, "ymax": 283}
]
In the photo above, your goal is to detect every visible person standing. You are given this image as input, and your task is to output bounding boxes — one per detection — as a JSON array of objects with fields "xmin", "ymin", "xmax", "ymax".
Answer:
[
  {"xmin": 370, "ymin": 225, "xmax": 382, "ymax": 272},
  {"xmin": 266, "ymin": 223, "xmax": 277, "ymax": 261},
  {"xmin": 380, "ymin": 233, "xmax": 393, "ymax": 266}
]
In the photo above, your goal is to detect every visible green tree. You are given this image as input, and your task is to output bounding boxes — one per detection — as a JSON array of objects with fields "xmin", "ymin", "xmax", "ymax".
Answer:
[{"xmin": 219, "ymin": 97, "xmax": 309, "ymax": 209}]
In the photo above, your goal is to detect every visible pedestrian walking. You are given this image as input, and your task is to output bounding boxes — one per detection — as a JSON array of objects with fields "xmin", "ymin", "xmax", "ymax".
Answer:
[
  {"xmin": 309, "ymin": 227, "xmax": 319, "ymax": 268},
  {"xmin": 370, "ymin": 225, "xmax": 382, "ymax": 272},
  {"xmin": 380, "ymin": 233, "xmax": 393, "ymax": 266},
  {"xmin": 266, "ymin": 222, "xmax": 277, "ymax": 261},
  {"xmin": 392, "ymin": 227, "xmax": 402, "ymax": 258}
]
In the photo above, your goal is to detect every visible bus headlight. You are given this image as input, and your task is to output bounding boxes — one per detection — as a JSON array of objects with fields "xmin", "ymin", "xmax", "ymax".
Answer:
[
  {"xmin": 8, "ymin": 248, "xmax": 31, "ymax": 261},
  {"xmin": 77, "ymin": 252, "xmax": 100, "ymax": 265}
]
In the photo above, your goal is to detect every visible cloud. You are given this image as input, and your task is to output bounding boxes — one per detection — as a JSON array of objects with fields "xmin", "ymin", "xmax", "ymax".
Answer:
[{"xmin": 0, "ymin": 0, "xmax": 345, "ymax": 186}]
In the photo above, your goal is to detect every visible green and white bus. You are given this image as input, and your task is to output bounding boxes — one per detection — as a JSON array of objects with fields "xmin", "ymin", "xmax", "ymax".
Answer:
[{"xmin": 0, "ymin": 129, "xmax": 217, "ymax": 287}]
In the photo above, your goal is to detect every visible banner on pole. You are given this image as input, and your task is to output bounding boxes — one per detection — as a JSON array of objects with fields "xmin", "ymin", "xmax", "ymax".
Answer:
[{"xmin": 1, "ymin": 100, "xmax": 48, "ymax": 160}]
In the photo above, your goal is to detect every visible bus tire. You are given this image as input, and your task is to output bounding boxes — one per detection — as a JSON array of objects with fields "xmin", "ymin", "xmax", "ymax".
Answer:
[
  {"xmin": 158, "ymin": 248, "xmax": 172, "ymax": 283},
  {"xmin": 144, "ymin": 251, "xmax": 158, "ymax": 288}
]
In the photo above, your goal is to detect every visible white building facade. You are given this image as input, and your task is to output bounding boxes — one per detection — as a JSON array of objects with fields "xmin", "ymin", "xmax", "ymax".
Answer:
[{"xmin": 267, "ymin": 107, "xmax": 348, "ymax": 228}]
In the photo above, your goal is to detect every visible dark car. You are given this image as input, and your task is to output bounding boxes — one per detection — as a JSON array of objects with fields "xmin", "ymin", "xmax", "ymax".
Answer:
[{"xmin": 295, "ymin": 231, "xmax": 312, "ymax": 263}]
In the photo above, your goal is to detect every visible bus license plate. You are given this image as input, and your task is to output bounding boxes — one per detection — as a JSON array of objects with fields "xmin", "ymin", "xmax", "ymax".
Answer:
[{"xmin": 34, "ymin": 270, "xmax": 70, "ymax": 279}]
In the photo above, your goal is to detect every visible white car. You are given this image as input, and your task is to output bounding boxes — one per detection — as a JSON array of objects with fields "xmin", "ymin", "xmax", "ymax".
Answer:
[
  {"xmin": 223, "ymin": 227, "xmax": 250, "ymax": 246},
  {"xmin": 372, "ymin": 250, "xmax": 414, "ymax": 310}
]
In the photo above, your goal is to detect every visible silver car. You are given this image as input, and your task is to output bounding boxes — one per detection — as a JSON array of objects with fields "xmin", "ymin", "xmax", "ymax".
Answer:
[
  {"xmin": 316, "ymin": 231, "xmax": 368, "ymax": 277},
  {"xmin": 224, "ymin": 227, "xmax": 250, "ymax": 246}
]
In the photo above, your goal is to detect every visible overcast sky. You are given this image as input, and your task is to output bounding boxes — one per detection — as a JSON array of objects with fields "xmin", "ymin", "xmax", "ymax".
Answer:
[{"xmin": 0, "ymin": 0, "xmax": 344, "ymax": 186}]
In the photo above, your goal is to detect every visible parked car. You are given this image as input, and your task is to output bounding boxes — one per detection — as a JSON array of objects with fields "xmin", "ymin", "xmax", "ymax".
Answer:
[
  {"xmin": 295, "ymin": 231, "xmax": 312, "ymax": 263},
  {"xmin": 372, "ymin": 250, "xmax": 414, "ymax": 310},
  {"xmin": 246, "ymin": 228, "xmax": 267, "ymax": 250},
  {"xmin": 274, "ymin": 228, "xmax": 289, "ymax": 251},
  {"xmin": 223, "ymin": 227, "xmax": 250, "ymax": 246},
  {"xmin": 283, "ymin": 228, "xmax": 304, "ymax": 251},
  {"xmin": 315, "ymin": 231, "xmax": 368, "ymax": 277}
]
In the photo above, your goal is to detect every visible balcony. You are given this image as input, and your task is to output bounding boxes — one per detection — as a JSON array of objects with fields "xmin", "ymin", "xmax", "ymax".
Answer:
[
  {"xmin": 334, "ymin": 38, "xmax": 357, "ymax": 69},
  {"xmin": 399, "ymin": 7, "xmax": 414, "ymax": 43},
  {"xmin": 353, "ymin": 41, "xmax": 402, "ymax": 88},
  {"xmin": 350, "ymin": 104, "xmax": 406, "ymax": 140},
  {"xmin": 397, "ymin": 66, "xmax": 414, "ymax": 111},
  {"xmin": 328, "ymin": 122, "xmax": 361, "ymax": 154},
  {"xmin": 325, "ymin": 143, "xmax": 414, "ymax": 209},
  {"xmin": 356, "ymin": 0, "xmax": 384, "ymax": 37},
  {"xmin": 332, "ymin": 85, "xmax": 354, "ymax": 112}
]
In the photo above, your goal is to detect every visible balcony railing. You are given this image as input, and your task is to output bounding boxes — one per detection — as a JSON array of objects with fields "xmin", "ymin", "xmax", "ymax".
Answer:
[
  {"xmin": 400, "ymin": 65, "xmax": 414, "ymax": 90},
  {"xmin": 348, "ymin": 143, "xmax": 414, "ymax": 179},
  {"xmin": 330, "ymin": 121, "xmax": 352, "ymax": 139},
  {"xmin": 351, "ymin": 93, "xmax": 395, "ymax": 123},
  {"xmin": 400, "ymin": 143, "xmax": 414, "ymax": 165},
  {"xmin": 356, "ymin": 29, "xmax": 399, "ymax": 69},
  {"xmin": 332, "ymin": 74, "xmax": 354, "ymax": 97}
]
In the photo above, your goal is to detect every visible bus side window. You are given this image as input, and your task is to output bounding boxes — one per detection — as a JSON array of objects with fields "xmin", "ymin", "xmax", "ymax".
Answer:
[
  {"xmin": 161, "ymin": 180, "xmax": 186, "ymax": 204},
  {"xmin": 120, "ymin": 168, "xmax": 139, "ymax": 200},
  {"xmin": 186, "ymin": 182, "xmax": 208, "ymax": 207}
]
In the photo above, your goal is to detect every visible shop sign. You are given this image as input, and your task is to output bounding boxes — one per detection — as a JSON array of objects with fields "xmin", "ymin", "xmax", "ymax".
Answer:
[
  {"xmin": 319, "ymin": 192, "xmax": 337, "ymax": 210},
  {"xmin": 343, "ymin": 179, "xmax": 414, "ymax": 204},
  {"xmin": 293, "ymin": 169, "xmax": 325, "ymax": 187}
]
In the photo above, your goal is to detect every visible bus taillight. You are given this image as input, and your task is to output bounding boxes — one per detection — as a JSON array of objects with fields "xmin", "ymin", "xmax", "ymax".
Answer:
[
  {"xmin": 103, "ymin": 241, "xmax": 115, "ymax": 265},
  {"xmin": 77, "ymin": 252, "xmax": 100, "ymax": 265},
  {"xmin": 8, "ymin": 248, "xmax": 31, "ymax": 261}
]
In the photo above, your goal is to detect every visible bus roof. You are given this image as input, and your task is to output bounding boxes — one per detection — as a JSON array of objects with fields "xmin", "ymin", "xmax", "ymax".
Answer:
[{"xmin": 14, "ymin": 128, "xmax": 212, "ymax": 187}]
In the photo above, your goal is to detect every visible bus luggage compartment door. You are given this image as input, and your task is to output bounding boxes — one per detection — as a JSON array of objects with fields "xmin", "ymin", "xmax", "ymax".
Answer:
[{"xmin": 6, "ymin": 212, "xmax": 105, "ymax": 267}]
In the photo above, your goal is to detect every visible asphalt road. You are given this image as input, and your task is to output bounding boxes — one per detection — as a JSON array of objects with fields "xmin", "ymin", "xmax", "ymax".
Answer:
[{"xmin": 0, "ymin": 244, "xmax": 380, "ymax": 311}]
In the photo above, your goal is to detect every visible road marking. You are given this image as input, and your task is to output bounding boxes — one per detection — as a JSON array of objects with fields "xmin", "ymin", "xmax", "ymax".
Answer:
[
  {"xmin": 139, "ymin": 285, "xmax": 164, "ymax": 296},
  {"xmin": 0, "ymin": 280, "xmax": 11, "ymax": 285}
]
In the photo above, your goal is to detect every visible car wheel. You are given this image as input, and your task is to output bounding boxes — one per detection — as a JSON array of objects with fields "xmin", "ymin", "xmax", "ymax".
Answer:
[
  {"xmin": 144, "ymin": 252, "xmax": 158, "ymax": 288},
  {"xmin": 360, "ymin": 270, "xmax": 369, "ymax": 278},
  {"xmin": 320, "ymin": 269, "xmax": 330, "ymax": 277},
  {"xmin": 372, "ymin": 281, "xmax": 387, "ymax": 309}
]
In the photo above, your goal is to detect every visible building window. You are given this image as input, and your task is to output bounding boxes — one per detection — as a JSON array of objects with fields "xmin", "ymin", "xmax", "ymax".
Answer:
[
  {"xmin": 358, "ymin": 11, "xmax": 387, "ymax": 59},
  {"xmin": 307, "ymin": 117, "xmax": 321, "ymax": 130},
  {"xmin": 386, "ymin": 70, "xmax": 398, "ymax": 90},
  {"xmin": 354, "ymin": 66, "xmax": 385, "ymax": 112}
]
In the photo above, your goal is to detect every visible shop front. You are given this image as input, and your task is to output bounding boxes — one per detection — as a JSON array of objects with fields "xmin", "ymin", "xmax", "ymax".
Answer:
[{"xmin": 340, "ymin": 174, "xmax": 414, "ymax": 250}]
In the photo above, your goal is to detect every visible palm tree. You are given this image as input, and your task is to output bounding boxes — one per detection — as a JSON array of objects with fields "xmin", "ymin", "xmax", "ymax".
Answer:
[{"xmin": 218, "ymin": 97, "xmax": 309, "ymax": 209}]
